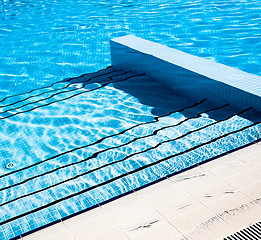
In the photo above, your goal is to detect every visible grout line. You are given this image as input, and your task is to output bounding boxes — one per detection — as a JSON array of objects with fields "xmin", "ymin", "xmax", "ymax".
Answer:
[
  {"xmin": 110, "ymin": 217, "xmax": 131, "ymax": 240},
  {"xmin": 203, "ymin": 144, "xmax": 260, "ymax": 203},
  {"xmin": 61, "ymin": 221, "xmax": 77, "ymax": 240},
  {"xmin": 133, "ymin": 187, "xmax": 186, "ymax": 239},
  {"xmin": 167, "ymin": 163, "xmax": 240, "ymax": 231}
]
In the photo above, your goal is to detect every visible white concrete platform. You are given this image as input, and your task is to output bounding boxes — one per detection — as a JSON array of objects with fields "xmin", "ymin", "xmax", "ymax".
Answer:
[
  {"xmin": 110, "ymin": 35, "xmax": 261, "ymax": 110},
  {"xmin": 21, "ymin": 142, "xmax": 261, "ymax": 240}
]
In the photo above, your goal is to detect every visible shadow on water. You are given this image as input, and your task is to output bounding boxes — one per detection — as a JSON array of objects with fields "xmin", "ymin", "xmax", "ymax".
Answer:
[{"xmin": 64, "ymin": 66, "xmax": 261, "ymax": 123}]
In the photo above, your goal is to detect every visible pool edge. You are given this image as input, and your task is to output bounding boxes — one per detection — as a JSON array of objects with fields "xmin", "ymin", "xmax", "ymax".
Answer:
[{"xmin": 110, "ymin": 35, "xmax": 261, "ymax": 110}]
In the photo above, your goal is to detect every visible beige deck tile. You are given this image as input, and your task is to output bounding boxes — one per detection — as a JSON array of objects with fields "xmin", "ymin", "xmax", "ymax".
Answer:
[
  {"xmin": 200, "ymin": 155, "xmax": 251, "ymax": 179},
  {"xmin": 63, "ymin": 206, "xmax": 103, "ymax": 229},
  {"xmin": 189, "ymin": 180, "xmax": 251, "ymax": 214},
  {"xmin": 240, "ymin": 151, "xmax": 261, "ymax": 167},
  {"xmin": 168, "ymin": 167, "xmax": 219, "ymax": 193},
  {"xmin": 44, "ymin": 231, "xmax": 75, "ymax": 240},
  {"xmin": 136, "ymin": 178, "xmax": 187, "ymax": 202},
  {"xmin": 206, "ymin": 192, "xmax": 251, "ymax": 214},
  {"xmin": 189, "ymin": 180, "xmax": 236, "ymax": 202},
  {"xmin": 111, "ymin": 208, "xmax": 162, "ymax": 231},
  {"xmin": 101, "ymin": 193, "xmax": 161, "ymax": 230},
  {"xmin": 199, "ymin": 154, "xmax": 234, "ymax": 169},
  {"xmin": 136, "ymin": 182, "xmax": 191, "ymax": 216},
  {"xmin": 84, "ymin": 227, "xmax": 128, "ymax": 240},
  {"xmin": 218, "ymin": 200, "xmax": 261, "ymax": 230},
  {"xmin": 166, "ymin": 203, "xmax": 214, "ymax": 235},
  {"xmin": 239, "ymin": 181, "xmax": 261, "ymax": 199},
  {"xmin": 183, "ymin": 215, "xmax": 234, "ymax": 240},
  {"xmin": 150, "ymin": 193, "xmax": 197, "ymax": 218},
  {"xmin": 22, "ymin": 222, "xmax": 73, "ymax": 240},
  {"xmin": 229, "ymin": 143, "xmax": 261, "ymax": 161},
  {"xmin": 224, "ymin": 168, "xmax": 261, "ymax": 189},
  {"xmin": 65, "ymin": 214, "xmax": 118, "ymax": 240},
  {"xmin": 126, "ymin": 217, "xmax": 181, "ymax": 240},
  {"xmin": 254, "ymin": 163, "xmax": 261, "ymax": 172}
]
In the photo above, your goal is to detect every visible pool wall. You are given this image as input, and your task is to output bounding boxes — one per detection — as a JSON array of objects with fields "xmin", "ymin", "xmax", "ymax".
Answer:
[{"xmin": 110, "ymin": 35, "xmax": 261, "ymax": 110}]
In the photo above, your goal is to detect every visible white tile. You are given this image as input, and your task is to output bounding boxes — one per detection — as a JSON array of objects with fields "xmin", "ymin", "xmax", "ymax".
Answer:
[
  {"xmin": 115, "ymin": 208, "xmax": 162, "ymax": 231},
  {"xmin": 137, "ymin": 178, "xmax": 187, "ymax": 201},
  {"xmin": 240, "ymin": 151, "xmax": 261, "ymax": 167},
  {"xmin": 85, "ymin": 227, "xmax": 128, "ymax": 240},
  {"xmin": 201, "ymin": 155, "xmax": 251, "ymax": 179},
  {"xmin": 239, "ymin": 181, "xmax": 261, "ymax": 200},
  {"xmin": 184, "ymin": 215, "xmax": 234, "ymax": 240},
  {"xmin": 63, "ymin": 207, "xmax": 103, "ymax": 229},
  {"xmin": 137, "ymin": 182, "xmax": 190, "ymax": 216},
  {"xmin": 229, "ymin": 143, "xmax": 261, "ymax": 161},
  {"xmin": 66, "ymin": 215, "xmax": 118, "ymax": 240},
  {"xmin": 101, "ymin": 193, "xmax": 161, "ymax": 230},
  {"xmin": 154, "ymin": 194, "xmax": 198, "ymax": 218},
  {"xmin": 218, "ymin": 200, "xmax": 261, "ymax": 230},
  {"xmin": 224, "ymin": 168, "xmax": 261, "ymax": 189},
  {"xmin": 189, "ymin": 180, "xmax": 236, "ymax": 203},
  {"xmin": 168, "ymin": 167, "xmax": 219, "ymax": 193},
  {"xmin": 205, "ymin": 191, "xmax": 250, "ymax": 214},
  {"xmin": 166, "ymin": 203, "xmax": 214, "ymax": 235},
  {"xmin": 127, "ymin": 217, "xmax": 181, "ymax": 240},
  {"xmin": 23, "ymin": 222, "xmax": 72, "ymax": 240},
  {"xmin": 45, "ymin": 232, "xmax": 75, "ymax": 240}
]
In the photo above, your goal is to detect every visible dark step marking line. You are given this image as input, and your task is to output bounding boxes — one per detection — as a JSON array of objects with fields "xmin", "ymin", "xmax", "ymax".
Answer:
[
  {"xmin": 0, "ymin": 66, "xmax": 112, "ymax": 104},
  {"xmin": 0, "ymin": 71, "xmax": 136, "ymax": 121},
  {"xmin": 0, "ymin": 103, "xmax": 230, "ymax": 192},
  {"xmin": 0, "ymin": 71, "xmax": 129, "ymax": 115},
  {"xmin": 0, "ymin": 120, "xmax": 260, "ymax": 227},
  {"xmin": 0, "ymin": 68, "xmax": 121, "ymax": 109},
  {"xmin": 0, "ymin": 107, "xmax": 251, "ymax": 206},
  {"xmin": 0, "ymin": 99, "xmax": 206, "ymax": 180}
]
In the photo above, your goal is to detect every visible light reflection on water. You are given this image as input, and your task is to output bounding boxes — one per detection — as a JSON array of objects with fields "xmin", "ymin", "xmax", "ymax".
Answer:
[
  {"xmin": 0, "ymin": 67, "xmax": 260, "ymax": 240},
  {"xmin": 0, "ymin": 1, "xmax": 261, "ymax": 239},
  {"xmin": 0, "ymin": 0, "xmax": 260, "ymax": 99}
]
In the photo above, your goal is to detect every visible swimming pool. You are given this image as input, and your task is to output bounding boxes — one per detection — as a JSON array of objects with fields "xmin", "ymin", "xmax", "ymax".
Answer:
[
  {"xmin": 0, "ymin": 66, "xmax": 260, "ymax": 239},
  {"xmin": 0, "ymin": 0, "xmax": 261, "ymax": 239}
]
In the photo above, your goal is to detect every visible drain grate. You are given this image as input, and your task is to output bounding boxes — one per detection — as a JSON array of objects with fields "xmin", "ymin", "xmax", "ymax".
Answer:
[
  {"xmin": 223, "ymin": 222, "xmax": 261, "ymax": 240},
  {"xmin": 5, "ymin": 162, "xmax": 16, "ymax": 170}
]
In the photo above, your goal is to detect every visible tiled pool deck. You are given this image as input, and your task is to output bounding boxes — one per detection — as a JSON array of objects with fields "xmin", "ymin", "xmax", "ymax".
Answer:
[{"xmin": 20, "ymin": 142, "xmax": 261, "ymax": 240}]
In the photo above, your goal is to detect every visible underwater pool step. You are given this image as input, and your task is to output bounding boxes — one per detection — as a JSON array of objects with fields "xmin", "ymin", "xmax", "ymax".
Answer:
[
  {"xmin": 0, "ymin": 106, "xmax": 254, "ymax": 209},
  {"xmin": 0, "ymin": 101, "xmax": 248, "ymax": 192},
  {"xmin": 0, "ymin": 98, "xmax": 207, "ymax": 181},
  {"xmin": 0, "ymin": 117, "xmax": 260, "ymax": 228},
  {"xmin": 0, "ymin": 68, "xmax": 260, "ymax": 240},
  {"xmin": 0, "ymin": 66, "xmax": 113, "ymax": 105},
  {"xmin": 0, "ymin": 55, "xmax": 260, "ymax": 240},
  {"xmin": 0, "ymin": 70, "xmax": 146, "ymax": 120}
]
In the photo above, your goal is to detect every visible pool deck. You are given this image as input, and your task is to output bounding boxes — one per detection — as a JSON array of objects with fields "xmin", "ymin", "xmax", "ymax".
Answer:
[{"xmin": 21, "ymin": 142, "xmax": 261, "ymax": 240}]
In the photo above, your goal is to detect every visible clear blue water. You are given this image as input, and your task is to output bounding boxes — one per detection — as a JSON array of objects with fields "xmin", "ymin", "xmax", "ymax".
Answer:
[
  {"xmin": 0, "ymin": 1, "xmax": 261, "ymax": 239},
  {"xmin": 0, "ymin": 0, "xmax": 260, "ymax": 99}
]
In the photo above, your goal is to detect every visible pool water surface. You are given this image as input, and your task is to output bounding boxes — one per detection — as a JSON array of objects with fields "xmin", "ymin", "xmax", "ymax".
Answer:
[{"xmin": 0, "ymin": 67, "xmax": 260, "ymax": 239}]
